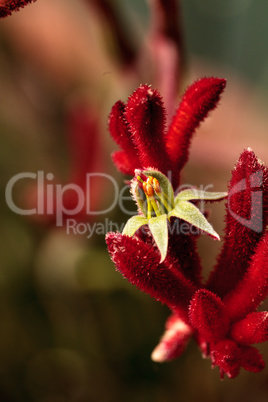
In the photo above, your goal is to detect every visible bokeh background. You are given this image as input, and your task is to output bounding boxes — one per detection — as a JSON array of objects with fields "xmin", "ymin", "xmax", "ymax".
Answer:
[{"xmin": 1, "ymin": 0, "xmax": 268, "ymax": 401}]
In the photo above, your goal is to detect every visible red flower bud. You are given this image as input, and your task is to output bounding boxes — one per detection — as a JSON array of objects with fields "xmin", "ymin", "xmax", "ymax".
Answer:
[
  {"xmin": 166, "ymin": 77, "xmax": 226, "ymax": 172},
  {"xmin": 207, "ymin": 148, "xmax": 268, "ymax": 297},
  {"xmin": 106, "ymin": 232, "xmax": 196, "ymax": 319},
  {"xmin": 231, "ymin": 311, "xmax": 268, "ymax": 345},
  {"xmin": 189, "ymin": 289, "xmax": 230, "ymax": 343}
]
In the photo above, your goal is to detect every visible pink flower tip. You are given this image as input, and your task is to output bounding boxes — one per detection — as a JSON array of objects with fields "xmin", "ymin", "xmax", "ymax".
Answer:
[{"xmin": 151, "ymin": 317, "xmax": 192, "ymax": 362}]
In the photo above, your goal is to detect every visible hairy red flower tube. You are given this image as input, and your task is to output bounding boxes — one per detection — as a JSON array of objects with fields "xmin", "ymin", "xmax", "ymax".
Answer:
[{"xmin": 106, "ymin": 78, "xmax": 268, "ymax": 379}]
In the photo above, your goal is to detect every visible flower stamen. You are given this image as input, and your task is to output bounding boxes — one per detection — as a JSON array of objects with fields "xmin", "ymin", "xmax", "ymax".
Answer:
[{"xmin": 140, "ymin": 175, "xmax": 169, "ymax": 218}]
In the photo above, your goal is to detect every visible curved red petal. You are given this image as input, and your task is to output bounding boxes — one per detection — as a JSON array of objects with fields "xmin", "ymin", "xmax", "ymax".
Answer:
[
  {"xmin": 166, "ymin": 77, "xmax": 226, "ymax": 171},
  {"xmin": 207, "ymin": 149, "xmax": 268, "ymax": 297},
  {"xmin": 231, "ymin": 311, "xmax": 268, "ymax": 345},
  {"xmin": 165, "ymin": 224, "xmax": 203, "ymax": 286},
  {"xmin": 108, "ymin": 101, "xmax": 141, "ymax": 173},
  {"xmin": 106, "ymin": 232, "xmax": 196, "ymax": 316},
  {"xmin": 125, "ymin": 85, "xmax": 171, "ymax": 173},
  {"xmin": 108, "ymin": 101, "xmax": 135, "ymax": 153},
  {"xmin": 240, "ymin": 345, "xmax": 265, "ymax": 373},
  {"xmin": 211, "ymin": 339, "xmax": 241, "ymax": 379},
  {"xmin": 112, "ymin": 150, "xmax": 140, "ymax": 176},
  {"xmin": 224, "ymin": 231, "xmax": 268, "ymax": 322},
  {"xmin": 189, "ymin": 289, "xmax": 229, "ymax": 342},
  {"xmin": 151, "ymin": 315, "xmax": 192, "ymax": 362}
]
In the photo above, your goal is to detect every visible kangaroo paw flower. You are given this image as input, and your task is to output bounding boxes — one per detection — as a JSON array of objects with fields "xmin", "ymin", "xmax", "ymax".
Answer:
[{"xmin": 106, "ymin": 78, "xmax": 268, "ymax": 379}]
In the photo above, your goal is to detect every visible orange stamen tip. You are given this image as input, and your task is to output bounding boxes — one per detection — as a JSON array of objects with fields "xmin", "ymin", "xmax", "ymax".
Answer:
[
  {"xmin": 146, "ymin": 183, "xmax": 154, "ymax": 197},
  {"xmin": 147, "ymin": 176, "xmax": 154, "ymax": 185},
  {"xmin": 153, "ymin": 178, "xmax": 161, "ymax": 193}
]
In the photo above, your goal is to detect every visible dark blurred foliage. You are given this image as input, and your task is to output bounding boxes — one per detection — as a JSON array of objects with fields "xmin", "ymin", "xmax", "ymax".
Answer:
[{"xmin": 1, "ymin": 0, "xmax": 268, "ymax": 401}]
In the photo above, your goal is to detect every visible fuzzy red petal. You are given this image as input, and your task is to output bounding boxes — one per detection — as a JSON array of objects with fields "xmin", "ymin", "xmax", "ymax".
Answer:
[
  {"xmin": 108, "ymin": 101, "xmax": 132, "ymax": 148},
  {"xmin": 224, "ymin": 231, "xmax": 268, "ymax": 322},
  {"xmin": 151, "ymin": 314, "xmax": 192, "ymax": 362},
  {"xmin": 135, "ymin": 221, "xmax": 203, "ymax": 286},
  {"xmin": 166, "ymin": 77, "xmax": 226, "ymax": 172},
  {"xmin": 207, "ymin": 149, "xmax": 268, "ymax": 297},
  {"xmin": 231, "ymin": 312, "xmax": 268, "ymax": 345},
  {"xmin": 125, "ymin": 85, "xmax": 171, "ymax": 173},
  {"xmin": 108, "ymin": 101, "xmax": 138, "ymax": 157},
  {"xmin": 189, "ymin": 289, "xmax": 230, "ymax": 343},
  {"xmin": 111, "ymin": 150, "xmax": 138, "ymax": 176},
  {"xmin": 108, "ymin": 101, "xmax": 141, "ymax": 175},
  {"xmin": 239, "ymin": 345, "xmax": 265, "ymax": 373},
  {"xmin": 106, "ymin": 232, "xmax": 196, "ymax": 318},
  {"xmin": 0, "ymin": 0, "xmax": 35, "ymax": 18},
  {"xmin": 211, "ymin": 339, "xmax": 241, "ymax": 379}
]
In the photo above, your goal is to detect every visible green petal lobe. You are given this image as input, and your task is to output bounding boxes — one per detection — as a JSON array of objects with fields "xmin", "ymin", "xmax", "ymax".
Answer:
[
  {"xmin": 169, "ymin": 201, "xmax": 220, "ymax": 240},
  {"xmin": 175, "ymin": 189, "xmax": 227, "ymax": 202},
  {"xmin": 122, "ymin": 215, "xmax": 148, "ymax": 237},
  {"xmin": 148, "ymin": 214, "xmax": 168, "ymax": 263},
  {"xmin": 131, "ymin": 181, "xmax": 147, "ymax": 217}
]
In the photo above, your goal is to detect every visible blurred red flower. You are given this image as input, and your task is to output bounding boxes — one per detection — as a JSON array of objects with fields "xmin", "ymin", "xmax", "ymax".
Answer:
[{"xmin": 0, "ymin": 0, "xmax": 36, "ymax": 18}]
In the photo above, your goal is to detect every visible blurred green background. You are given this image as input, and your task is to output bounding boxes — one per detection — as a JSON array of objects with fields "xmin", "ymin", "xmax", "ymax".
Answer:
[{"xmin": 1, "ymin": 1, "xmax": 268, "ymax": 401}]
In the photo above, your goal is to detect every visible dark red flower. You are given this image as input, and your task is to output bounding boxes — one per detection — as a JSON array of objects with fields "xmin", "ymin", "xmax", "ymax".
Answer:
[
  {"xmin": 109, "ymin": 77, "xmax": 226, "ymax": 189},
  {"xmin": 106, "ymin": 232, "xmax": 197, "ymax": 322},
  {"xmin": 0, "ymin": 0, "xmax": 36, "ymax": 18},
  {"xmin": 207, "ymin": 149, "xmax": 268, "ymax": 297},
  {"xmin": 106, "ymin": 78, "xmax": 268, "ymax": 379},
  {"xmin": 166, "ymin": 77, "xmax": 226, "ymax": 174}
]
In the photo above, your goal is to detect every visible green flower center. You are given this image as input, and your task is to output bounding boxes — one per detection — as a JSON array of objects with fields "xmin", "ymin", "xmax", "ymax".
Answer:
[
  {"xmin": 137, "ymin": 175, "xmax": 174, "ymax": 219},
  {"xmin": 123, "ymin": 169, "xmax": 227, "ymax": 262}
]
